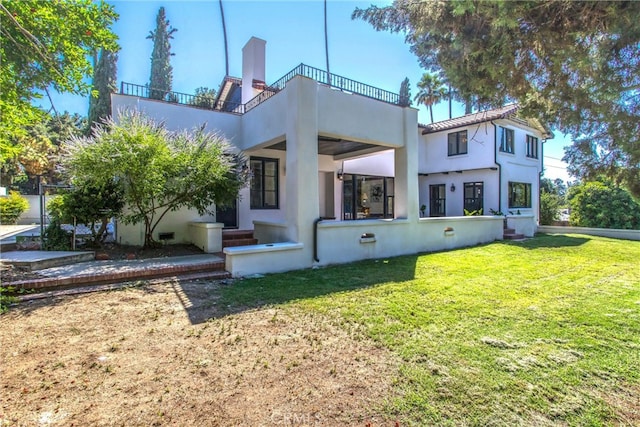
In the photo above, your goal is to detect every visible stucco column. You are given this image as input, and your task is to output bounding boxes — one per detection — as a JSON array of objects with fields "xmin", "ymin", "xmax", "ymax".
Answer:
[
  {"xmin": 284, "ymin": 76, "xmax": 319, "ymax": 246},
  {"xmin": 394, "ymin": 107, "xmax": 420, "ymax": 220}
]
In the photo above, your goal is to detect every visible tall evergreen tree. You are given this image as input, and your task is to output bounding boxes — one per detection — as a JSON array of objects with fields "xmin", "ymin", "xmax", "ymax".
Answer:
[
  {"xmin": 147, "ymin": 7, "xmax": 177, "ymax": 100},
  {"xmin": 398, "ymin": 77, "xmax": 411, "ymax": 107},
  {"xmin": 88, "ymin": 48, "xmax": 118, "ymax": 131}
]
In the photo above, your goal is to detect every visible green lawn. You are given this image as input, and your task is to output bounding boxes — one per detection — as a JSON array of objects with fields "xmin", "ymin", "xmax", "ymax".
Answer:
[{"xmin": 220, "ymin": 234, "xmax": 640, "ymax": 426}]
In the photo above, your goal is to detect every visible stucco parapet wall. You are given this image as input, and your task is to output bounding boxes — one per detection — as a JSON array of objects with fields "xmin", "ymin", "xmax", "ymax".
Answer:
[
  {"xmin": 537, "ymin": 226, "xmax": 640, "ymax": 241},
  {"xmin": 223, "ymin": 242, "xmax": 304, "ymax": 255}
]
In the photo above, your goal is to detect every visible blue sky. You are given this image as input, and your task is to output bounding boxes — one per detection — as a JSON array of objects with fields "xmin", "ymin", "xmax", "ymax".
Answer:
[{"xmin": 45, "ymin": 0, "xmax": 571, "ymax": 181}]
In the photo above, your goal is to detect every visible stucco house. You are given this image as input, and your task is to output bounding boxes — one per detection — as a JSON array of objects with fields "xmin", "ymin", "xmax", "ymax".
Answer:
[{"xmin": 112, "ymin": 37, "xmax": 549, "ymax": 277}]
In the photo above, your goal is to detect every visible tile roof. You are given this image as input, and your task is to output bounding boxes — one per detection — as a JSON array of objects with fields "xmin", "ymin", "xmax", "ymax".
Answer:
[{"xmin": 421, "ymin": 104, "xmax": 519, "ymax": 134}]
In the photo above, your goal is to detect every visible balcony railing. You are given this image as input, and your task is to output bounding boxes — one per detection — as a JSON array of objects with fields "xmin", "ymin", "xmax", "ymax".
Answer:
[
  {"xmin": 120, "ymin": 64, "xmax": 401, "ymax": 114},
  {"xmin": 120, "ymin": 82, "xmax": 245, "ymax": 114}
]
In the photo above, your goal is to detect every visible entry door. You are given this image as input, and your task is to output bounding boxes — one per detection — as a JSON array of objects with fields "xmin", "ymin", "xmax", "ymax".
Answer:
[
  {"xmin": 464, "ymin": 182, "xmax": 484, "ymax": 213},
  {"xmin": 216, "ymin": 200, "xmax": 238, "ymax": 229},
  {"xmin": 429, "ymin": 184, "xmax": 446, "ymax": 217}
]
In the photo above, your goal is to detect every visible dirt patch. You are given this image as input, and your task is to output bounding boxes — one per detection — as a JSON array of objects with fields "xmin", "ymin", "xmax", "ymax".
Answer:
[{"xmin": 0, "ymin": 279, "xmax": 399, "ymax": 426}]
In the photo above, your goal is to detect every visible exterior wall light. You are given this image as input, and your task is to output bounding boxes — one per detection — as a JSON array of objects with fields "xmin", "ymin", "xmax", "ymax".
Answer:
[
  {"xmin": 337, "ymin": 169, "xmax": 344, "ymax": 180},
  {"xmin": 450, "ymin": 183, "xmax": 456, "ymax": 192}
]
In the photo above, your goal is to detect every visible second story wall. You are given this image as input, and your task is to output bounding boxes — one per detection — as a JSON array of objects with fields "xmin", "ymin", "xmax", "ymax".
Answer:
[{"xmin": 419, "ymin": 123, "xmax": 496, "ymax": 173}]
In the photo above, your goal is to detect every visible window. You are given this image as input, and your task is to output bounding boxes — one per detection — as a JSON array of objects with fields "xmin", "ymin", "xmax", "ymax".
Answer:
[
  {"xmin": 499, "ymin": 127, "xmax": 515, "ymax": 154},
  {"xmin": 447, "ymin": 130, "xmax": 468, "ymax": 156},
  {"xmin": 526, "ymin": 135, "xmax": 538, "ymax": 158},
  {"xmin": 508, "ymin": 182, "xmax": 531, "ymax": 208},
  {"xmin": 464, "ymin": 182, "xmax": 484, "ymax": 213},
  {"xmin": 429, "ymin": 184, "xmax": 446, "ymax": 217},
  {"xmin": 250, "ymin": 157, "xmax": 279, "ymax": 209}
]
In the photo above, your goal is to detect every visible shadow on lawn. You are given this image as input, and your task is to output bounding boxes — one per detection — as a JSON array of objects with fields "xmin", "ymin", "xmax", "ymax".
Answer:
[
  {"xmin": 173, "ymin": 255, "xmax": 419, "ymax": 324},
  {"xmin": 500, "ymin": 233, "xmax": 591, "ymax": 250}
]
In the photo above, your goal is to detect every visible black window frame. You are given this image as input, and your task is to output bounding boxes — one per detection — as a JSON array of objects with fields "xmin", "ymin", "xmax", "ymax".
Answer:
[
  {"xmin": 250, "ymin": 157, "xmax": 279, "ymax": 209},
  {"xmin": 526, "ymin": 135, "xmax": 539, "ymax": 159},
  {"xmin": 508, "ymin": 181, "xmax": 532, "ymax": 208},
  {"xmin": 499, "ymin": 127, "xmax": 515, "ymax": 154},
  {"xmin": 342, "ymin": 174, "xmax": 394, "ymax": 220},
  {"xmin": 447, "ymin": 130, "xmax": 468, "ymax": 156}
]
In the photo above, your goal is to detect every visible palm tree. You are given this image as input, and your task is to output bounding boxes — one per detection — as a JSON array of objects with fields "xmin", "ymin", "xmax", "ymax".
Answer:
[
  {"xmin": 414, "ymin": 72, "xmax": 447, "ymax": 123},
  {"xmin": 219, "ymin": 0, "xmax": 229, "ymax": 76}
]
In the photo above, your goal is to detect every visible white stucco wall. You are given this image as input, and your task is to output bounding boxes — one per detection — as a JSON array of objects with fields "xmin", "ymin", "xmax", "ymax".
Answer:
[
  {"xmin": 494, "ymin": 119, "xmax": 543, "ymax": 221},
  {"xmin": 117, "ymin": 205, "xmax": 215, "ymax": 247},
  {"xmin": 317, "ymin": 85, "xmax": 410, "ymax": 149},
  {"xmin": 419, "ymin": 170, "xmax": 500, "ymax": 217},
  {"xmin": 343, "ymin": 150, "xmax": 395, "ymax": 177},
  {"xmin": 314, "ymin": 216, "xmax": 503, "ymax": 267}
]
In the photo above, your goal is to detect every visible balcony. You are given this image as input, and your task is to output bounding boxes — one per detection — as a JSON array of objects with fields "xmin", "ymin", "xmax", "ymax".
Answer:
[{"xmin": 120, "ymin": 63, "xmax": 402, "ymax": 115}]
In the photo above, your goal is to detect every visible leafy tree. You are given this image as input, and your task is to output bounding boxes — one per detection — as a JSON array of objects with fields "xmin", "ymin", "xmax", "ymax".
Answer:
[
  {"xmin": 1, "ymin": 112, "xmax": 86, "ymax": 193},
  {"xmin": 567, "ymin": 181, "xmax": 640, "ymax": 230},
  {"xmin": 353, "ymin": 1, "xmax": 640, "ymax": 195},
  {"xmin": 88, "ymin": 48, "xmax": 118, "ymax": 130},
  {"xmin": 414, "ymin": 72, "xmax": 447, "ymax": 123},
  {"xmin": 60, "ymin": 111, "xmax": 249, "ymax": 248},
  {"xmin": 147, "ymin": 7, "xmax": 177, "ymax": 101},
  {"xmin": 540, "ymin": 177, "xmax": 567, "ymax": 200},
  {"xmin": 0, "ymin": 0, "xmax": 118, "ymax": 157},
  {"xmin": 398, "ymin": 77, "xmax": 411, "ymax": 107},
  {"xmin": 189, "ymin": 87, "xmax": 217, "ymax": 109}
]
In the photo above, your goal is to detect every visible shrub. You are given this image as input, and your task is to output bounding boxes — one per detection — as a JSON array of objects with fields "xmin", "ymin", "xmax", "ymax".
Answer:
[
  {"xmin": 43, "ymin": 219, "xmax": 72, "ymax": 250},
  {"xmin": 0, "ymin": 287, "xmax": 18, "ymax": 314},
  {"xmin": 539, "ymin": 192, "xmax": 561, "ymax": 225},
  {"xmin": 0, "ymin": 191, "xmax": 29, "ymax": 224},
  {"xmin": 568, "ymin": 181, "xmax": 640, "ymax": 229}
]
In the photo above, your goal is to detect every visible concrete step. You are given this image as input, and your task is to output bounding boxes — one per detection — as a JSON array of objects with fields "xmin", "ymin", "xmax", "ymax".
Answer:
[
  {"xmin": 1, "ymin": 251, "xmax": 96, "ymax": 271},
  {"xmin": 503, "ymin": 233, "xmax": 525, "ymax": 240},
  {"xmin": 222, "ymin": 238, "xmax": 259, "ymax": 248},
  {"xmin": 5, "ymin": 259, "xmax": 229, "ymax": 291}
]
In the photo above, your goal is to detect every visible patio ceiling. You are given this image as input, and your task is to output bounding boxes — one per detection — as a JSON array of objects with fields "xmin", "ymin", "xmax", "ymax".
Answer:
[{"xmin": 265, "ymin": 136, "xmax": 387, "ymax": 158}]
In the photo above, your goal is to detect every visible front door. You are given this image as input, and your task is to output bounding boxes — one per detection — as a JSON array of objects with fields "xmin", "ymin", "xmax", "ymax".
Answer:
[{"xmin": 216, "ymin": 200, "xmax": 238, "ymax": 229}]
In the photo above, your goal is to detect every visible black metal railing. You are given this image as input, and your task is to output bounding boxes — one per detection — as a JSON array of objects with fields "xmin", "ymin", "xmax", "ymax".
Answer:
[
  {"xmin": 244, "ymin": 63, "xmax": 401, "ymax": 112},
  {"xmin": 120, "ymin": 82, "xmax": 245, "ymax": 114},
  {"xmin": 120, "ymin": 64, "xmax": 401, "ymax": 114}
]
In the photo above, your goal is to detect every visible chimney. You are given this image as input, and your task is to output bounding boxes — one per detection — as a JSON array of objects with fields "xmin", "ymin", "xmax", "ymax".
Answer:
[{"xmin": 242, "ymin": 37, "xmax": 267, "ymax": 104}]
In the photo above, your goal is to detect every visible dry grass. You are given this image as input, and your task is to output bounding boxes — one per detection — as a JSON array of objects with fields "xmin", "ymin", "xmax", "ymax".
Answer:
[{"xmin": 0, "ymin": 280, "xmax": 398, "ymax": 426}]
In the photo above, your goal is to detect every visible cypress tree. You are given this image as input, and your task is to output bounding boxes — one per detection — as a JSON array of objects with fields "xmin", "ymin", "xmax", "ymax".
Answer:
[
  {"xmin": 88, "ymin": 48, "xmax": 118, "ymax": 131},
  {"xmin": 147, "ymin": 7, "xmax": 177, "ymax": 100}
]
